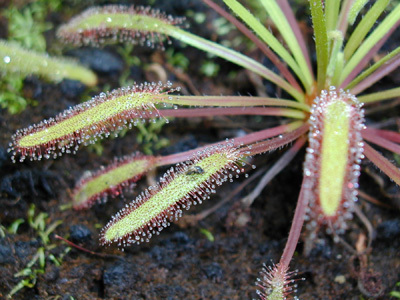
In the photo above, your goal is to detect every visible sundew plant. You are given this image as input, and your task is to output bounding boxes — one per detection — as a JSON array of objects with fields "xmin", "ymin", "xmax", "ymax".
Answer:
[
  {"xmin": 0, "ymin": 40, "xmax": 97, "ymax": 87},
  {"xmin": 8, "ymin": 0, "xmax": 400, "ymax": 298}
]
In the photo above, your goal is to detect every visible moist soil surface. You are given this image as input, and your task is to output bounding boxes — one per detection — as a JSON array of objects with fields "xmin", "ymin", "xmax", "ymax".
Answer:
[{"xmin": 0, "ymin": 1, "xmax": 399, "ymax": 300}]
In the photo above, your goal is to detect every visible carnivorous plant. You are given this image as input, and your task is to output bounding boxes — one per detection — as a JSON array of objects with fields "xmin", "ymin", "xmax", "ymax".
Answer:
[{"xmin": 7, "ymin": 0, "xmax": 400, "ymax": 298}]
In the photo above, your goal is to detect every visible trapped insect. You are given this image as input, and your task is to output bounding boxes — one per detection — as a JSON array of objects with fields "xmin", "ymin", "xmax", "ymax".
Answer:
[{"xmin": 185, "ymin": 166, "xmax": 205, "ymax": 175}]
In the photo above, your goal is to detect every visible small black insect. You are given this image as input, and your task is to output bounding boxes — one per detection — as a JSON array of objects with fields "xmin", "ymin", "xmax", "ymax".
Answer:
[{"xmin": 185, "ymin": 165, "xmax": 204, "ymax": 175}]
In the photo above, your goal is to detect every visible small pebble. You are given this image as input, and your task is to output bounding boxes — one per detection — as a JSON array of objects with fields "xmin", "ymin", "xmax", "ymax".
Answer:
[
  {"xmin": 103, "ymin": 261, "xmax": 139, "ymax": 294},
  {"xmin": 67, "ymin": 48, "xmax": 124, "ymax": 75},
  {"xmin": 334, "ymin": 275, "xmax": 346, "ymax": 284},
  {"xmin": 69, "ymin": 224, "xmax": 92, "ymax": 243},
  {"xmin": 202, "ymin": 262, "xmax": 223, "ymax": 282},
  {"xmin": 0, "ymin": 239, "xmax": 13, "ymax": 264},
  {"xmin": 60, "ymin": 79, "xmax": 86, "ymax": 98},
  {"xmin": 377, "ymin": 219, "xmax": 400, "ymax": 240}
]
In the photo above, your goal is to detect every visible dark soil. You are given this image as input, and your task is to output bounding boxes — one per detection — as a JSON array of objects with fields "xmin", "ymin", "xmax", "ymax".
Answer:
[{"xmin": 1, "ymin": 1, "xmax": 399, "ymax": 300}]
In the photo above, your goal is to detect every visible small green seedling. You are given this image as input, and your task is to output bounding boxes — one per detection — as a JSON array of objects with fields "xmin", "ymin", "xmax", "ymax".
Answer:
[
  {"xmin": 391, "ymin": 282, "xmax": 400, "ymax": 299},
  {"xmin": 6, "ymin": 204, "xmax": 65, "ymax": 299}
]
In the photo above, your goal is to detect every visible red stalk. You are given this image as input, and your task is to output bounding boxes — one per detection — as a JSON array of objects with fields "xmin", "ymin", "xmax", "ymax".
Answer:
[
  {"xmin": 242, "ymin": 135, "xmax": 307, "ymax": 207},
  {"xmin": 362, "ymin": 129, "xmax": 400, "ymax": 155},
  {"xmin": 241, "ymin": 123, "xmax": 309, "ymax": 156},
  {"xmin": 351, "ymin": 53, "xmax": 400, "ymax": 95},
  {"xmin": 279, "ymin": 176, "xmax": 307, "ymax": 269},
  {"xmin": 363, "ymin": 142, "xmax": 400, "ymax": 186},
  {"xmin": 156, "ymin": 122, "xmax": 304, "ymax": 166},
  {"xmin": 363, "ymin": 128, "xmax": 400, "ymax": 144},
  {"xmin": 175, "ymin": 95, "xmax": 310, "ymax": 110},
  {"xmin": 337, "ymin": 0, "xmax": 355, "ymax": 39},
  {"xmin": 161, "ymin": 107, "xmax": 305, "ymax": 119}
]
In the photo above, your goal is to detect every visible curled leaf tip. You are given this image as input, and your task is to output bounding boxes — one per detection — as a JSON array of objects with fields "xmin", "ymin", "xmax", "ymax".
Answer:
[{"xmin": 304, "ymin": 87, "xmax": 365, "ymax": 233}]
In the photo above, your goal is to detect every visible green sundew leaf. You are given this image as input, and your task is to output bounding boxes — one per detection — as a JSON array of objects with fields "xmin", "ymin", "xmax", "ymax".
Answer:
[
  {"xmin": 73, "ymin": 154, "xmax": 155, "ymax": 209},
  {"xmin": 222, "ymin": 0, "xmax": 309, "ymax": 92},
  {"xmin": 100, "ymin": 144, "xmax": 242, "ymax": 247},
  {"xmin": 259, "ymin": 0, "xmax": 314, "ymax": 91},
  {"xmin": 344, "ymin": 0, "xmax": 390, "ymax": 61},
  {"xmin": 57, "ymin": 5, "xmax": 302, "ymax": 101},
  {"xmin": 0, "ymin": 40, "xmax": 97, "ymax": 86},
  {"xmin": 163, "ymin": 29, "xmax": 304, "ymax": 101},
  {"xmin": 170, "ymin": 95, "xmax": 310, "ymax": 110},
  {"xmin": 346, "ymin": 46, "xmax": 400, "ymax": 90},
  {"xmin": 304, "ymin": 88, "xmax": 364, "ymax": 232},
  {"xmin": 326, "ymin": 30, "xmax": 344, "ymax": 85},
  {"xmin": 331, "ymin": 51, "xmax": 344, "ymax": 86},
  {"xmin": 257, "ymin": 264, "xmax": 294, "ymax": 300},
  {"xmin": 357, "ymin": 87, "xmax": 400, "ymax": 104},
  {"xmin": 319, "ymin": 100, "xmax": 351, "ymax": 216},
  {"xmin": 340, "ymin": 4, "xmax": 400, "ymax": 84},
  {"xmin": 9, "ymin": 82, "xmax": 175, "ymax": 162},
  {"xmin": 309, "ymin": 0, "xmax": 329, "ymax": 90},
  {"xmin": 325, "ymin": 0, "xmax": 341, "ymax": 32},
  {"xmin": 348, "ymin": 0, "xmax": 369, "ymax": 25}
]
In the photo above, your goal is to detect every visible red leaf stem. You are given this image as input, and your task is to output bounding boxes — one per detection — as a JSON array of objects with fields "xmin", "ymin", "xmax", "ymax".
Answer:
[
  {"xmin": 156, "ymin": 122, "xmax": 304, "ymax": 166},
  {"xmin": 241, "ymin": 123, "xmax": 309, "ymax": 156},
  {"xmin": 363, "ymin": 142, "xmax": 400, "ymax": 186},
  {"xmin": 161, "ymin": 107, "xmax": 305, "ymax": 119},
  {"xmin": 279, "ymin": 176, "xmax": 307, "ymax": 270},
  {"xmin": 351, "ymin": 53, "xmax": 400, "ymax": 95},
  {"xmin": 363, "ymin": 128, "xmax": 400, "ymax": 144},
  {"xmin": 362, "ymin": 129, "xmax": 400, "ymax": 155}
]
